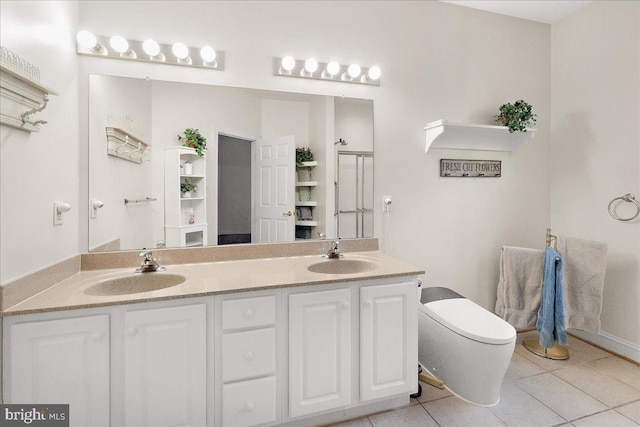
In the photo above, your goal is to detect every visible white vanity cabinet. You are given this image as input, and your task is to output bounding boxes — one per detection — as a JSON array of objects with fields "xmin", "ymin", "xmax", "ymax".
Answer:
[
  {"xmin": 123, "ymin": 304, "xmax": 207, "ymax": 427},
  {"xmin": 6, "ymin": 314, "xmax": 110, "ymax": 427},
  {"xmin": 288, "ymin": 287, "xmax": 352, "ymax": 419},
  {"xmin": 360, "ymin": 281, "xmax": 417, "ymax": 401},
  {"xmin": 216, "ymin": 293, "xmax": 279, "ymax": 427}
]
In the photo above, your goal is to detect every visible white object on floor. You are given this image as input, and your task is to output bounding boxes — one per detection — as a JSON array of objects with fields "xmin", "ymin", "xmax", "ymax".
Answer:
[{"xmin": 418, "ymin": 287, "xmax": 516, "ymax": 406}]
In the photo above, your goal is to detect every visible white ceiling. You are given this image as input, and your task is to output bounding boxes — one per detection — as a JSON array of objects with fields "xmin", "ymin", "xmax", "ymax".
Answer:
[{"xmin": 440, "ymin": 1, "xmax": 592, "ymax": 24}]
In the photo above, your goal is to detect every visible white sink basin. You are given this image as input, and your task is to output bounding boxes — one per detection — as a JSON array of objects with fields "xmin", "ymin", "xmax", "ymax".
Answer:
[
  {"xmin": 85, "ymin": 273, "xmax": 186, "ymax": 296},
  {"xmin": 307, "ymin": 259, "xmax": 377, "ymax": 275}
]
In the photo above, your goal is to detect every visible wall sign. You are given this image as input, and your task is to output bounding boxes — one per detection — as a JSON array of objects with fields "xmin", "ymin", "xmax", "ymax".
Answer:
[{"xmin": 440, "ymin": 159, "xmax": 501, "ymax": 177}]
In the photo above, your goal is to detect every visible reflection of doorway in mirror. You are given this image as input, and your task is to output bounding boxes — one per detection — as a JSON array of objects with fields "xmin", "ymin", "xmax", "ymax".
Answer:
[
  {"xmin": 337, "ymin": 151, "xmax": 373, "ymax": 239},
  {"xmin": 217, "ymin": 135, "xmax": 253, "ymax": 245}
]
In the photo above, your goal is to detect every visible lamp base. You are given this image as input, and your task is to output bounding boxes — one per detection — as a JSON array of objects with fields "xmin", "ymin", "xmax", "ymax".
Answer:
[{"xmin": 523, "ymin": 336, "xmax": 570, "ymax": 360}]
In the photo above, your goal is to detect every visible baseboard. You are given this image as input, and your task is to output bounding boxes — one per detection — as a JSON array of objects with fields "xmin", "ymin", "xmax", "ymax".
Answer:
[{"xmin": 568, "ymin": 329, "xmax": 640, "ymax": 364}]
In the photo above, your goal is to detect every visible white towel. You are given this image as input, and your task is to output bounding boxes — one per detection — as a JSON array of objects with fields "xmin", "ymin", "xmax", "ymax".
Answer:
[
  {"xmin": 496, "ymin": 246, "xmax": 544, "ymax": 328},
  {"xmin": 557, "ymin": 236, "xmax": 608, "ymax": 333}
]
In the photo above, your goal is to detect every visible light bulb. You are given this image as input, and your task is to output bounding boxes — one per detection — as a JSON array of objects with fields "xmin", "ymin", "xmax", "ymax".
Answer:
[
  {"xmin": 200, "ymin": 46, "xmax": 217, "ymax": 63},
  {"xmin": 109, "ymin": 35, "xmax": 129, "ymax": 54},
  {"xmin": 367, "ymin": 66, "xmax": 381, "ymax": 80},
  {"xmin": 304, "ymin": 58, "xmax": 318, "ymax": 73},
  {"xmin": 172, "ymin": 42, "xmax": 189, "ymax": 59},
  {"xmin": 326, "ymin": 61, "xmax": 340, "ymax": 76},
  {"xmin": 77, "ymin": 30, "xmax": 97, "ymax": 49},
  {"xmin": 281, "ymin": 56, "xmax": 296, "ymax": 71},
  {"xmin": 142, "ymin": 39, "xmax": 161, "ymax": 57},
  {"xmin": 347, "ymin": 64, "xmax": 361, "ymax": 79}
]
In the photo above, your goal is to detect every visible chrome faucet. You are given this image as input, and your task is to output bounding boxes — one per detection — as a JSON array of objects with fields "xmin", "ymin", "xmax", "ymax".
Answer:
[
  {"xmin": 135, "ymin": 250, "xmax": 165, "ymax": 273},
  {"xmin": 325, "ymin": 240, "xmax": 343, "ymax": 259}
]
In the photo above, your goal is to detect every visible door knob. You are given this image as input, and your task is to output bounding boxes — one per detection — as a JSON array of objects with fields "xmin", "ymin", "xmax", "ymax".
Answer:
[{"xmin": 282, "ymin": 210, "xmax": 293, "ymax": 217}]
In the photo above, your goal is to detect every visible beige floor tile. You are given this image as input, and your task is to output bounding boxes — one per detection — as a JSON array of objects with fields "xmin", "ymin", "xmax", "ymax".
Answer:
[
  {"xmin": 566, "ymin": 337, "xmax": 614, "ymax": 365},
  {"xmin": 488, "ymin": 382, "xmax": 566, "ymax": 426},
  {"xmin": 572, "ymin": 410, "xmax": 639, "ymax": 427},
  {"xmin": 369, "ymin": 405, "xmax": 438, "ymax": 427},
  {"xmin": 617, "ymin": 400, "xmax": 640, "ymax": 424},
  {"xmin": 553, "ymin": 364, "xmax": 640, "ymax": 407},
  {"xmin": 423, "ymin": 396, "xmax": 505, "ymax": 426},
  {"xmin": 589, "ymin": 357, "xmax": 640, "ymax": 391},
  {"xmin": 516, "ymin": 372, "xmax": 607, "ymax": 421},
  {"xmin": 504, "ymin": 352, "xmax": 547, "ymax": 382},
  {"xmin": 416, "ymin": 381, "xmax": 452, "ymax": 403},
  {"xmin": 329, "ymin": 417, "xmax": 373, "ymax": 427}
]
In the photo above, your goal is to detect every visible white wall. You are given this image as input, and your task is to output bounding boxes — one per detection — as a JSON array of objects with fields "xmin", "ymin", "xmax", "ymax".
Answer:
[
  {"xmin": 0, "ymin": 1, "xmax": 79, "ymax": 284},
  {"xmin": 551, "ymin": 1, "xmax": 640, "ymax": 352},
  {"xmin": 88, "ymin": 75, "xmax": 153, "ymax": 251}
]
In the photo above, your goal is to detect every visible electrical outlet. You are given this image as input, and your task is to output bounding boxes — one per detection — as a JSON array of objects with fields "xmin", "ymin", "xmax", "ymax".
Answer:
[{"xmin": 383, "ymin": 196, "xmax": 392, "ymax": 212}]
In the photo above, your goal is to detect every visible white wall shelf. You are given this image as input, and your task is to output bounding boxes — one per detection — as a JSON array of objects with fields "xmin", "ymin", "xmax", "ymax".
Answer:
[
  {"xmin": 295, "ymin": 220, "xmax": 318, "ymax": 227},
  {"xmin": 0, "ymin": 64, "xmax": 57, "ymax": 133},
  {"xmin": 295, "ymin": 201, "xmax": 318, "ymax": 207},
  {"xmin": 295, "ymin": 181, "xmax": 318, "ymax": 187},
  {"xmin": 424, "ymin": 119, "xmax": 536, "ymax": 153},
  {"xmin": 106, "ymin": 127, "xmax": 149, "ymax": 163}
]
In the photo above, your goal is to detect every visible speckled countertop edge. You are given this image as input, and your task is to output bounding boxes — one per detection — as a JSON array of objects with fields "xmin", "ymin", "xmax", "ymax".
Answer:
[{"xmin": 4, "ymin": 249, "xmax": 424, "ymax": 317}]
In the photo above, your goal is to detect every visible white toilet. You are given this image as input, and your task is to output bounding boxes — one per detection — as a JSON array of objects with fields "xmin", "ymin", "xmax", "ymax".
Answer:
[{"xmin": 418, "ymin": 287, "xmax": 516, "ymax": 406}]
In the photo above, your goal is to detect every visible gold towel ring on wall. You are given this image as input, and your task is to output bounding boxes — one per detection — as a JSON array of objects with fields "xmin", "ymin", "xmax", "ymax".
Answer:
[{"xmin": 608, "ymin": 193, "xmax": 640, "ymax": 222}]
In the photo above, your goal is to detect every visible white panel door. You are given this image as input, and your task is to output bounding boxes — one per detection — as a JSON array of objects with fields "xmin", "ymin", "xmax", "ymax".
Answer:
[
  {"xmin": 9, "ymin": 315, "xmax": 110, "ymax": 427},
  {"xmin": 124, "ymin": 304, "xmax": 206, "ymax": 427},
  {"xmin": 360, "ymin": 282, "xmax": 418, "ymax": 401},
  {"xmin": 289, "ymin": 288, "xmax": 351, "ymax": 418},
  {"xmin": 254, "ymin": 135, "xmax": 295, "ymax": 243}
]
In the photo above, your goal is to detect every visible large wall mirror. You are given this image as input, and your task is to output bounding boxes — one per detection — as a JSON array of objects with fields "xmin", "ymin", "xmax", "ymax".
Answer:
[{"xmin": 88, "ymin": 75, "xmax": 374, "ymax": 252}]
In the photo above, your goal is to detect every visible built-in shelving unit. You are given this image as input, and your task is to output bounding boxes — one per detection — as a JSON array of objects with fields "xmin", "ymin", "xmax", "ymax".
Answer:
[
  {"xmin": 424, "ymin": 119, "xmax": 536, "ymax": 153},
  {"xmin": 295, "ymin": 161, "xmax": 318, "ymax": 239},
  {"xmin": 164, "ymin": 147, "xmax": 207, "ymax": 247},
  {"xmin": 105, "ymin": 127, "xmax": 149, "ymax": 164},
  {"xmin": 0, "ymin": 61, "xmax": 57, "ymax": 133}
]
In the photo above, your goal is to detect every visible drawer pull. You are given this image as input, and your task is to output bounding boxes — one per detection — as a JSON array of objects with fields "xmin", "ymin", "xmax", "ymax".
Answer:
[
  {"xmin": 245, "ymin": 308, "xmax": 254, "ymax": 319},
  {"xmin": 91, "ymin": 332, "xmax": 102, "ymax": 342},
  {"xmin": 245, "ymin": 402, "xmax": 254, "ymax": 412},
  {"xmin": 126, "ymin": 328, "xmax": 137, "ymax": 336},
  {"xmin": 245, "ymin": 351, "xmax": 254, "ymax": 361}
]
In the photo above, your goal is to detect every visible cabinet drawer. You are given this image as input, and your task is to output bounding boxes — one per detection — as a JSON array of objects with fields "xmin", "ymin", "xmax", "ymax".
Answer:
[
  {"xmin": 223, "ymin": 376, "xmax": 277, "ymax": 427},
  {"xmin": 222, "ymin": 295, "xmax": 276, "ymax": 331},
  {"xmin": 222, "ymin": 328, "xmax": 276, "ymax": 382}
]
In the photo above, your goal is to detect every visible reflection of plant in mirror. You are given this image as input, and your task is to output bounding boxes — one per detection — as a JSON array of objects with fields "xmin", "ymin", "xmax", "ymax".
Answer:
[
  {"xmin": 180, "ymin": 178, "xmax": 198, "ymax": 194},
  {"xmin": 494, "ymin": 100, "xmax": 537, "ymax": 133},
  {"xmin": 178, "ymin": 128, "xmax": 207, "ymax": 157},
  {"xmin": 296, "ymin": 147, "xmax": 314, "ymax": 167}
]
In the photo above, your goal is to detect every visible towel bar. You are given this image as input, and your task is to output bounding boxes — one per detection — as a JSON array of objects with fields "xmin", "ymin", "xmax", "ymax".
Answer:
[{"xmin": 608, "ymin": 193, "xmax": 640, "ymax": 221}]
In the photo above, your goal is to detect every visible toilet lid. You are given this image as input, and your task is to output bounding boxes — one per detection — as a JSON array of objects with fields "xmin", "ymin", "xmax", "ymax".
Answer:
[{"xmin": 421, "ymin": 298, "xmax": 516, "ymax": 345}]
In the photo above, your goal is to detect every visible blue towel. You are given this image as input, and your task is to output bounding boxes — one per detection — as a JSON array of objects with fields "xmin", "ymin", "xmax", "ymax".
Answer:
[{"xmin": 537, "ymin": 247, "xmax": 568, "ymax": 348}]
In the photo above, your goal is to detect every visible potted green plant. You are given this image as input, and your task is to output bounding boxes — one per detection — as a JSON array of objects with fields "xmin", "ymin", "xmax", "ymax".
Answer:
[
  {"xmin": 296, "ymin": 147, "xmax": 314, "ymax": 167},
  {"xmin": 178, "ymin": 128, "xmax": 207, "ymax": 157},
  {"xmin": 494, "ymin": 100, "xmax": 537, "ymax": 133},
  {"xmin": 180, "ymin": 178, "xmax": 198, "ymax": 198}
]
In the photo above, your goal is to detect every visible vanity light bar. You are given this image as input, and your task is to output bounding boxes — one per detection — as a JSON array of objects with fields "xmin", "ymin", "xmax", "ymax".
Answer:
[
  {"xmin": 273, "ymin": 57, "xmax": 381, "ymax": 86},
  {"xmin": 76, "ymin": 32, "xmax": 225, "ymax": 71}
]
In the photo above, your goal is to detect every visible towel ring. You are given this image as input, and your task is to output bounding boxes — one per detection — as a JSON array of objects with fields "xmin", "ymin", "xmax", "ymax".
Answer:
[{"xmin": 608, "ymin": 193, "xmax": 640, "ymax": 221}]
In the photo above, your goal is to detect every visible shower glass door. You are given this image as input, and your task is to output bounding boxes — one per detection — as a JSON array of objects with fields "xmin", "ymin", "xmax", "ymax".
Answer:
[{"xmin": 337, "ymin": 151, "xmax": 373, "ymax": 239}]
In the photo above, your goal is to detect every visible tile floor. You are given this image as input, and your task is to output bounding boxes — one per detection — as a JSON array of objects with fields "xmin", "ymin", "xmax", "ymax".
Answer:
[{"xmin": 332, "ymin": 332, "xmax": 640, "ymax": 427}]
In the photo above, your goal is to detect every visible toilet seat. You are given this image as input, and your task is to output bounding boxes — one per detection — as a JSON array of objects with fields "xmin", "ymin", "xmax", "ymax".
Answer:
[{"xmin": 420, "ymin": 298, "xmax": 516, "ymax": 345}]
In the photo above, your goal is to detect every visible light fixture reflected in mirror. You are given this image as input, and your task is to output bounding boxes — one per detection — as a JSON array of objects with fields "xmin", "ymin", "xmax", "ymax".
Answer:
[
  {"xmin": 76, "ymin": 32, "xmax": 224, "ymax": 70},
  {"xmin": 274, "ymin": 57, "xmax": 380, "ymax": 86}
]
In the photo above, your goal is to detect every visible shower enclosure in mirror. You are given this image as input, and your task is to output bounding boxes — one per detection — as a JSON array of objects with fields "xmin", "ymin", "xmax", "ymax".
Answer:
[{"xmin": 88, "ymin": 75, "xmax": 374, "ymax": 252}]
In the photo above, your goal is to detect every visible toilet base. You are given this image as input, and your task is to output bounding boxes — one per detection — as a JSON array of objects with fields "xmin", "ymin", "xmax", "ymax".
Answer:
[{"xmin": 523, "ymin": 336, "xmax": 570, "ymax": 360}]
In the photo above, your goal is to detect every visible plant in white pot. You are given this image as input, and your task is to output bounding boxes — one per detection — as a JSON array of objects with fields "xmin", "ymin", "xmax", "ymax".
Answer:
[{"xmin": 180, "ymin": 178, "xmax": 197, "ymax": 198}]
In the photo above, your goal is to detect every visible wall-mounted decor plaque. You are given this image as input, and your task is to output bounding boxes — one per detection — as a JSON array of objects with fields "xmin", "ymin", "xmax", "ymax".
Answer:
[{"xmin": 440, "ymin": 159, "xmax": 501, "ymax": 177}]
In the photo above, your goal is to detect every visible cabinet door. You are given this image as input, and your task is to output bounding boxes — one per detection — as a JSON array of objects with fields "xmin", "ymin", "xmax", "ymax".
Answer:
[
  {"xmin": 360, "ymin": 281, "xmax": 418, "ymax": 401},
  {"xmin": 289, "ymin": 288, "xmax": 351, "ymax": 418},
  {"xmin": 124, "ymin": 304, "xmax": 206, "ymax": 427},
  {"xmin": 9, "ymin": 315, "xmax": 110, "ymax": 427}
]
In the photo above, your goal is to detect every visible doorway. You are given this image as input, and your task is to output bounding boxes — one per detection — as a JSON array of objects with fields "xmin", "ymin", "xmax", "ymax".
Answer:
[{"xmin": 217, "ymin": 134, "xmax": 252, "ymax": 245}]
